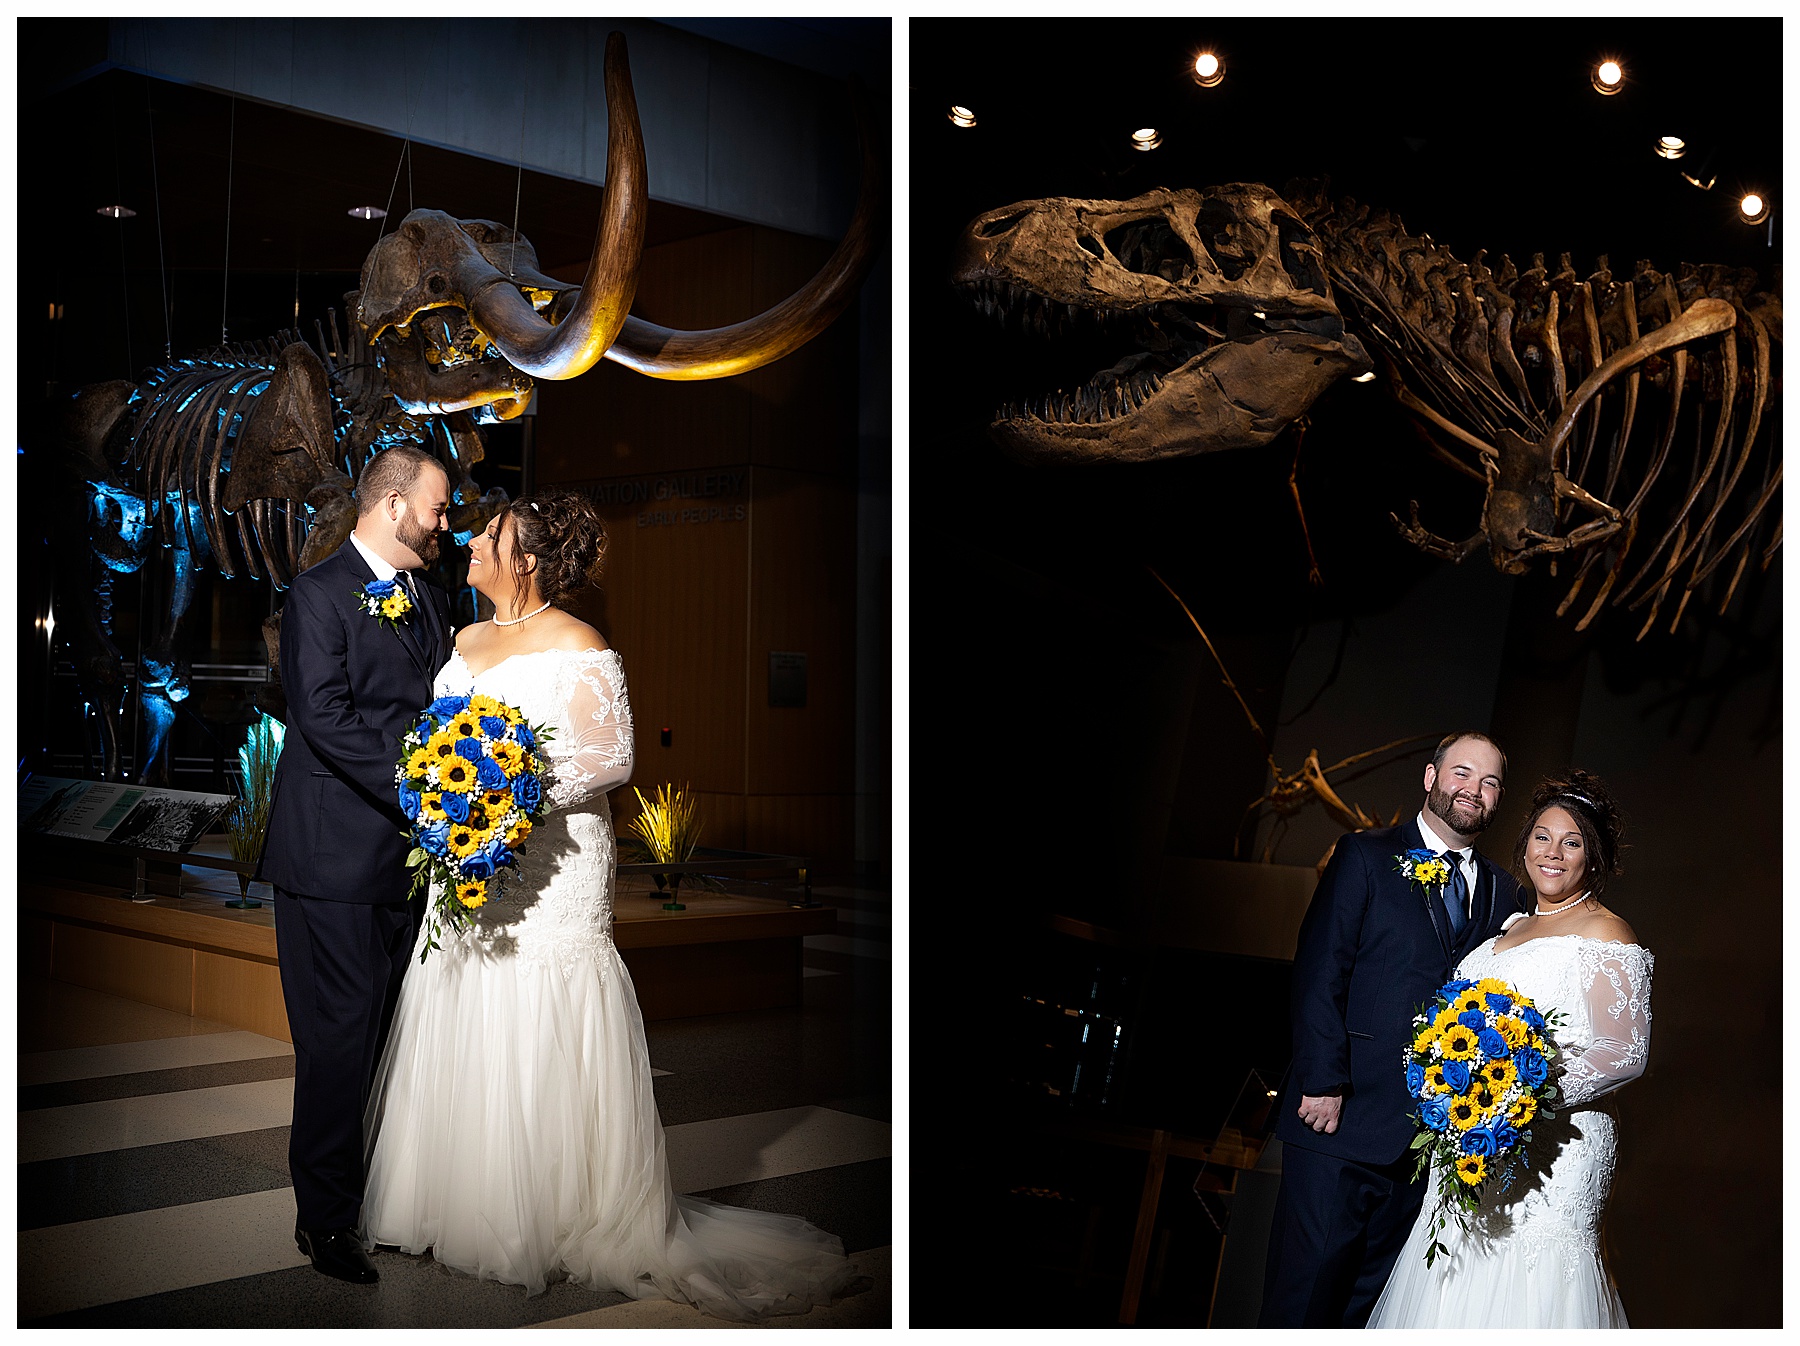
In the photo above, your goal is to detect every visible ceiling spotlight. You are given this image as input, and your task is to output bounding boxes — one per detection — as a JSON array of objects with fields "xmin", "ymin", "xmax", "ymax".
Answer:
[
  {"xmin": 948, "ymin": 105, "xmax": 977, "ymax": 129},
  {"xmin": 1739, "ymin": 193, "xmax": 1770, "ymax": 225},
  {"xmin": 96, "ymin": 204, "xmax": 136, "ymax": 219},
  {"xmin": 348, "ymin": 205, "xmax": 388, "ymax": 220},
  {"xmin": 1131, "ymin": 127, "xmax": 1162, "ymax": 152},
  {"xmin": 1653, "ymin": 135, "xmax": 1686, "ymax": 161},
  {"xmin": 1192, "ymin": 51, "xmax": 1225, "ymax": 87},
  {"xmin": 1352, "ymin": 371, "xmax": 1378, "ymax": 383},
  {"xmin": 1592, "ymin": 58, "xmax": 1624, "ymax": 95}
]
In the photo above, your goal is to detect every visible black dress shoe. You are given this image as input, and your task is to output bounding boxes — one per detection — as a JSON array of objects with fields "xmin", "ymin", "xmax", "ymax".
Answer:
[{"xmin": 296, "ymin": 1227, "xmax": 379, "ymax": 1284}]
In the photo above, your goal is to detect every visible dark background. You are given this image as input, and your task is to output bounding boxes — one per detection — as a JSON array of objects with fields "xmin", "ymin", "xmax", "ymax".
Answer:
[{"xmin": 909, "ymin": 19, "xmax": 1780, "ymax": 1327}]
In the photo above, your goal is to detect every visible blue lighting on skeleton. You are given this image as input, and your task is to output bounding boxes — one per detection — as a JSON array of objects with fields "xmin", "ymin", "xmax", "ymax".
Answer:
[{"xmin": 452, "ymin": 530, "xmax": 474, "ymax": 546}]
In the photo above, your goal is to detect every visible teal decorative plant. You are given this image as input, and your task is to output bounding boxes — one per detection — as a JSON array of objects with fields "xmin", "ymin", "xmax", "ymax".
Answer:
[{"xmin": 225, "ymin": 714, "xmax": 285, "ymax": 906}]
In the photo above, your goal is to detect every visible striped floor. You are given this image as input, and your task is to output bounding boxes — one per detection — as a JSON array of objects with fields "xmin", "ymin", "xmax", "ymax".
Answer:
[{"xmin": 19, "ymin": 886, "xmax": 891, "ymax": 1328}]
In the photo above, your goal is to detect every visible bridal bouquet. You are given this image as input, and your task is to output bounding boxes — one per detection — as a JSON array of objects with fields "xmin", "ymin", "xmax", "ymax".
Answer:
[
  {"xmin": 394, "ymin": 692, "xmax": 556, "ymax": 961},
  {"xmin": 1403, "ymin": 976, "xmax": 1566, "ymax": 1265}
]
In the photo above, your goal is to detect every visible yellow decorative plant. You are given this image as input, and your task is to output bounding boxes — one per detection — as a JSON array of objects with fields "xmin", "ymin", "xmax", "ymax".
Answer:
[{"xmin": 625, "ymin": 783, "xmax": 706, "ymax": 906}]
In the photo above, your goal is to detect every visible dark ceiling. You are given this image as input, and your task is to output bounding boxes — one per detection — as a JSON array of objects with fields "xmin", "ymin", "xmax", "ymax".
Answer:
[{"xmin": 912, "ymin": 18, "xmax": 1783, "ymax": 287}]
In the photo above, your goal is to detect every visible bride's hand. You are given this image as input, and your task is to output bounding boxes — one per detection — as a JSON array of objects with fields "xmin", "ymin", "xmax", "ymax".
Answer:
[{"xmin": 1297, "ymin": 1093, "xmax": 1343, "ymax": 1134}]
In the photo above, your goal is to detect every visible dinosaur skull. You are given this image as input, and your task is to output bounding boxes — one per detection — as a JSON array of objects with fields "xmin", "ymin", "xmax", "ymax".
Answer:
[{"xmin": 953, "ymin": 184, "xmax": 1371, "ymax": 462}]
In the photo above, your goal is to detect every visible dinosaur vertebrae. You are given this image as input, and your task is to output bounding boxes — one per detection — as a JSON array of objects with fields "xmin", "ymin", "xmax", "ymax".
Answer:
[
  {"xmin": 1287, "ymin": 180, "xmax": 1780, "ymax": 635},
  {"xmin": 125, "ymin": 338, "xmax": 313, "ymax": 588}
]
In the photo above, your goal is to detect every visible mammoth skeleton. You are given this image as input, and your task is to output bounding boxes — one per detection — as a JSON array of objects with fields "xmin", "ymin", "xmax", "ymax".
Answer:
[
  {"xmin": 953, "ymin": 180, "xmax": 1779, "ymax": 637},
  {"xmin": 62, "ymin": 31, "xmax": 880, "ymax": 782}
]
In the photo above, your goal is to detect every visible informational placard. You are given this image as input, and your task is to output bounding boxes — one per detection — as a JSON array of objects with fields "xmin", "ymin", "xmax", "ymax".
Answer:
[{"xmin": 20, "ymin": 775, "xmax": 233, "ymax": 852}]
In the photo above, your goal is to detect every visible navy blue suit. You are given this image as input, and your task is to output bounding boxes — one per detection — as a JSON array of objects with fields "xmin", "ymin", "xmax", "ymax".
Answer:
[
  {"xmin": 257, "ymin": 539, "xmax": 452, "ymax": 1233},
  {"xmin": 1259, "ymin": 818, "xmax": 1526, "ymax": 1327}
]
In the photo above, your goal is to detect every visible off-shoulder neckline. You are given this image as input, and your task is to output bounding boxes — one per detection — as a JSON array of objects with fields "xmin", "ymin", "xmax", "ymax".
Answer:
[
  {"xmin": 448, "ymin": 646, "xmax": 618, "ymax": 680},
  {"xmin": 1484, "ymin": 932, "xmax": 1652, "ymax": 957}
]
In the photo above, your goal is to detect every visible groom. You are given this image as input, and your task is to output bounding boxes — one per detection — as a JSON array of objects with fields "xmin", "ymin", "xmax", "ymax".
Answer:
[
  {"xmin": 1259, "ymin": 731, "xmax": 1526, "ymax": 1327},
  {"xmin": 258, "ymin": 446, "xmax": 453, "ymax": 1284}
]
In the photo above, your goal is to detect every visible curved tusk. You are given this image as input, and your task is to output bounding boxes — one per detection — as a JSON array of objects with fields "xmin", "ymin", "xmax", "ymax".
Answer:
[
  {"xmin": 603, "ymin": 76, "xmax": 884, "ymax": 381},
  {"xmin": 469, "ymin": 31, "xmax": 648, "ymax": 380}
]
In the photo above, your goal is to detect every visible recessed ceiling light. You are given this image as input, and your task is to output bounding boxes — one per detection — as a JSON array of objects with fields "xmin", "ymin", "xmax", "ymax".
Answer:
[
  {"xmin": 948, "ymin": 106, "xmax": 976, "ymax": 129},
  {"xmin": 1131, "ymin": 127, "xmax": 1162, "ymax": 152},
  {"xmin": 1192, "ymin": 51, "xmax": 1225, "ymax": 87},
  {"xmin": 1654, "ymin": 135, "xmax": 1686, "ymax": 161},
  {"xmin": 1592, "ymin": 58, "xmax": 1624, "ymax": 95},
  {"xmin": 96, "ymin": 205, "xmax": 136, "ymax": 218},
  {"xmin": 1739, "ymin": 193, "xmax": 1770, "ymax": 225},
  {"xmin": 348, "ymin": 205, "xmax": 388, "ymax": 220}
]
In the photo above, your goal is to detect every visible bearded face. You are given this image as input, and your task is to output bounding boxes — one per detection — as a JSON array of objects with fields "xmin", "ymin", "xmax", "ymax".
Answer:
[{"xmin": 1427, "ymin": 775, "xmax": 1499, "ymax": 838}]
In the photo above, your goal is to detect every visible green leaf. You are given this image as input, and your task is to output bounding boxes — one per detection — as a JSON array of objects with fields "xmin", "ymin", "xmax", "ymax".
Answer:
[{"xmin": 406, "ymin": 847, "xmax": 429, "ymax": 867}]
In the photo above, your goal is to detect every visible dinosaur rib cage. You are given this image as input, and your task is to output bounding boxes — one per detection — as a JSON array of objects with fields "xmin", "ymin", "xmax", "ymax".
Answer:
[
  {"xmin": 125, "ymin": 337, "xmax": 311, "ymax": 589},
  {"xmin": 1289, "ymin": 181, "xmax": 1780, "ymax": 637}
]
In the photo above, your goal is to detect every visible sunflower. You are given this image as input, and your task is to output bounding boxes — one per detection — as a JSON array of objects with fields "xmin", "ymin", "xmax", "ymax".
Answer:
[
  {"xmin": 1509, "ymin": 1095, "xmax": 1538, "ymax": 1127},
  {"xmin": 419, "ymin": 791, "xmax": 449, "ymax": 823},
  {"xmin": 447, "ymin": 825, "xmax": 482, "ymax": 858},
  {"xmin": 438, "ymin": 758, "xmax": 477, "ymax": 793},
  {"xmin": 1474, "ymin": 977, "xmax": 1512, "ymax": 1000},
  {"xmin": 1482, "ymin": 1059, "xmax": 1518, "ymax": 1091},
  {"xmin": 483, "ymin": 788, "xmax": 512, "ymax": 813},
  {"xmin": 1440, "ymin": 1025, "xmax": 1479, "ymax": 1061},
  {"xmin": 1448, "ymin": 1096, "xmax": 1482, "ymax": 1130},
  {"xmin": 455, "ymin": 879, "xmax": 488, "ymax": 909},
  {"xmin": 1424, "ymin": 1063, "xmax": 1449, "ymax": 1093},
  {"xmin": 445, "ymin": 711, "xmax": 482, "ymax": 742},
  {"xmin": 467, "ymin": 694, "xmax": 505, "ymax": 720},
  {"xmin": 1412, "ymin": 1024, "xmax": 1440, "ymax": 1055},
  {"xmin": 405, "ymin": 747, "xmax": 436, "ymax": 780},
  {"xmin": 1455, "ymin": 1154, "xmax": 1487, "ymax": 1186},
  {"xmin": 380, "ymin": 594, "xmax": 408, "ymax": 619},
  {"xmin": 1453, "ymin": 989, "xmax": 1486, "ymax": 1017},
  {"xmin": 490, "ymin": 740, "xmax": 526, "ymax": 777},
  {"xmin": 425, "ymin": 728, "xmax": 462, "ymax": 762},
  {"xmin": 1495, "ymin": 1016, "xmax": 1528, "ymax": 1050},
  {"xmin": 1471, "ymin": 1084, "xmax": 1498, "ymax": 1116},
  {"xmin": 505, "ymin": 817, "xmax": 531, "ymax": 848}
]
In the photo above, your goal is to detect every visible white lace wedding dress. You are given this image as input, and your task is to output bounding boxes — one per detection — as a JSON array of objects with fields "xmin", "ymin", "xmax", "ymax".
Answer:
[
  {"xmin": 359, "ymin": 647, "xmax": 855, "ymax": 1319},
  {"xmin": 1368, "ymin": 922, "xmax": 1653, "ymax": 1329}
]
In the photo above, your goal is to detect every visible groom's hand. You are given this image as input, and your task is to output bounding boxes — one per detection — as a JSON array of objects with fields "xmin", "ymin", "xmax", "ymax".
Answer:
[{"xmin": 1297, "ymin": 1092, "xmax": 1343, "ymax": 1134}]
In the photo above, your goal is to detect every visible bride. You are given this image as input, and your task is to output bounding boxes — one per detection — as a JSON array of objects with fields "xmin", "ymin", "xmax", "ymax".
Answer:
[
  {"xmin": 359, "ymin": 490, "xmax": 855, "ymax": 1320},
  {"xmin": 1367, "ymin": 770, "xmax": 1652, "ymax": 1328}
]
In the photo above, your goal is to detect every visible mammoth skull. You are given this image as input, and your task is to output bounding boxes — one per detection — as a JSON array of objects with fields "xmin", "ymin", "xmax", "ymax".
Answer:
[{"xmin": 953, "ymin": 183, "xmax": 1371, "ymax": 462}]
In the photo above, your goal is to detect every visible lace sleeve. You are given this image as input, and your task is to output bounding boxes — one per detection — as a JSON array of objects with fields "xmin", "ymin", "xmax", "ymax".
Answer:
[
  {"xmin": 1558, "ymin": 942, "xmax": 1654, "ymax": 1107},
  {"xmin": 546, "ymin": 650, "xmax": 634, "ymax": 810}
]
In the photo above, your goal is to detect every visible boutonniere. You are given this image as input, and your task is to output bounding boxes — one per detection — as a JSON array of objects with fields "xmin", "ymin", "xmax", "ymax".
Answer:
[
  {"xmin": 354, "ymin": 578, "xmax": 414, "ymax": 631},
  {"xmin": 1395, "ymin": 847, "xmax": 1451, "ymax": 892}
]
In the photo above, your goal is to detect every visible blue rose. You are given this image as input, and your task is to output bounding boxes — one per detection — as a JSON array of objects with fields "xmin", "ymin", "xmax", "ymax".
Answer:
[
  {"xmin": 397, "ymin": 782, "xmax": 422, "ymax": 820},
  {"xmin": 1484, "ymin": 991, "xmax": 1513, "ymax": 1015},
  {"xmin": 1405, "ymin": 1062, "xmax": 1426, "ymax": 1097},
  {"xmin": 460, "ymin": 852, "xmax": 496, "ymax": 880},
  {"xmin": 480, "ymin": 715, "xmax": 509, "ymax": 739},
  {"xmin": 417, "ymin": 818, "xmax": 450, "ymax": 857},
  {"xmin": 513, "ymin": 723, "xmax": 536, "ymax": 750},
  {"xmin": 1458, "ymin": 1008, "xmax": 1488, "ymax": 1031},
  {"xmin": 1492, "ymin": 1120, "xmax": 1520, "ymax": 1150},
  {"xmin": 1442, "ymin": 1059, "xmax": 1472, "ymax": 1094},
  {"xmin": 483, "ymin": 839, "xmax": 514, "ymax": 871},
  {"xmin": 454, "ymin": 737, "xmax": 485, "ymax": 763},
  {"xmin": 1477, "ymin": 1028, "xmax": 1511, "ymax": 1060},
  {"xmin": 1443, "ymin": 978, "xmax": 1475, "ymax": 995},
  {"xmin": 364, "ymin": 578, "xmax": 399, "ymax": 598},
  {"xmin": 1420, "ymin": 1096, "xmax": 1450, "ymax": 1133},
  {"xmin": 428, "ymin": 694, "xmax": 469, "ymax": 721},
  {"xmin": 1515, "ymin": 1046, "xmax": 1549, "ymax": 1088},
  {"xmin": 441, "ymin": 790, "xmax": 471, "ymax": 824},
  {"xmin": 1520, "ymin": 1005, "xmax": 1546, "ymax": 1032},
  {"xmin": 1460, "ymin": 1125, "xmax": 1499, "ymax": 1158},
  {"xmin": 513, "ymin": 772, "xmax": 542, "ymax": 811},
  {"xmin": 476, "ymin": 756, "xmax": 509, "ymax": 790},
  {"xmin": 1406, "ymin": 847, "xmax": 1436, "ymax": 864}
]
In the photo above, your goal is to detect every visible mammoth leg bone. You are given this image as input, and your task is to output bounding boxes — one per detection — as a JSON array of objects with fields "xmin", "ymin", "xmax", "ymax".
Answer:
[{"xmin": 1390, "ymin": 500, "xmax": 1485, "ymax": 562}]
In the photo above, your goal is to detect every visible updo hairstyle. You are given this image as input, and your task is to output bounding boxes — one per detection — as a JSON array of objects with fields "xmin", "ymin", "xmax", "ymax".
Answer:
[
  {"xmin": 1509, "ymin": 768, "xmax": 1626, "ymax": 901},
  {"xmin": 497, "ymin": 488, "xmax": 608, "ymax": 611}
]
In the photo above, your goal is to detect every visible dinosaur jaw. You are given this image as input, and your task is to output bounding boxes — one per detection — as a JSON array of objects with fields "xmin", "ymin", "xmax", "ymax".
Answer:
[
  {"xmin": 991, "ymin": 328, "xmax": 1371, "ymax": 463},
  {"xmin": 958, "ymin": 277, "xmax": 1370, "ymax": 463}
]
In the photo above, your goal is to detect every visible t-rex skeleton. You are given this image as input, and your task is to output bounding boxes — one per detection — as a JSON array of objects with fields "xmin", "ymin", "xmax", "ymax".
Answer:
[
  {"xmin": 59, "ymin": 31, "xmax": 880, "ymax": 783},
  {"xmin": 952, "ymin": 180, "xmax": 1779, "ymax": 637}
]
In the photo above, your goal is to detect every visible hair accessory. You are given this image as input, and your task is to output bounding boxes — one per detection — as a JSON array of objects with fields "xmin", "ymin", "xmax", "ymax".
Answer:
[
  {"xmin": 1556, "ymin": 790, "xmax": 1600, "ymax": 813},
  {"xmin": 528, "ymin": 501, "xmax": 542, "ymax": 513}
]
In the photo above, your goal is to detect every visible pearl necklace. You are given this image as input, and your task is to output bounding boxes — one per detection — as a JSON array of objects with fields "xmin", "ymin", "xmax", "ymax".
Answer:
[
  {"xmin": 492, "ymin": 600, "xmax": 552, "ymax": 627},
  {"xmin": 1533, "ymin": 890, "xmax": 1593, "ymax": 918}
]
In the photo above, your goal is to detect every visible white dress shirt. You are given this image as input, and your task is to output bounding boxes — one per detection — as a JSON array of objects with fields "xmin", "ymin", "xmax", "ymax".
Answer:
[
  {"xmin": 350, "ymin": 530, "xmax": 401, "ymax": 583},
  {"xmin": 1416, "ymin": 809, "xmax": 1479, "ymax": 919}
]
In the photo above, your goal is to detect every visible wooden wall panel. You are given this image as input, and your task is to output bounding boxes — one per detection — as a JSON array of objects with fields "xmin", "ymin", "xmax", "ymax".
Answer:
[
  {"xmin": 193, "ymin": 950, "xmax": 291, "ymax": 1042},
  {"xmin": 743, "ymin": 794, "xmax": 856, "ymax": 867},
  {"xmin": 51, "ymin": 924, "xmax": 192, "ymax": 1016},
  {"xmin": 746, "ymin": 466, "xmax": 857, "ymax": 797},
  {"xmin": 22, "ymin": 914, "xmax": 54, "ymax": 979}
]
